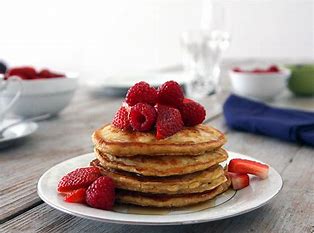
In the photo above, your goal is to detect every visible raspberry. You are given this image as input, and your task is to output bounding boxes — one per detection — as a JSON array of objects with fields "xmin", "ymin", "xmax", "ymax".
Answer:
[
  {"xmin": 157, "ymin": 81, "xmax": 184, "ymax": 108},
  {"xmin": 129, "ymin": 103, "xmax": 157, "ymax": 132},
  {"xmin": 64, "ymin": 188, "xmax": 86, "ymax": 203},
  {"xmin": 57, "ymin": 167, "xmax": 101, "ymax": 193},
  {"xmin": 125, "ymin": 81, "xmax": 157, "ymax": 106},
  {"xmin": 86, "ymin": 176, "xmax": 115, "ymax": 210},
  {"xmin": 156, "ymin": 104, "xmax": 184, "ymax": 139},
  {"xmin": 38, "ymin": 69, "xmax": 65, "ymax": 78},
  {"xmin": 5, "ymin": 66, "xmax": 37, "ymax": 80},
  {"xmin": 180, "ymin": 99, "xmax": 206, "ymax": 126},
  {"xmin": 112, "ymin": 106, "xmax": 131, "ymax": 130},
  {"xmin": 268, "ymin": 65, "xmax": 280, "ymax": 73}
]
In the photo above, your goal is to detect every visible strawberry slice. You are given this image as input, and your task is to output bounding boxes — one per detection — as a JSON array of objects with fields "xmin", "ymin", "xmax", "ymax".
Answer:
[
  {"xmin": 64, "ymin": 188, "xmax": 86, "ymax": 203},
  {"xmin": 57, "ymin": 167, "xmax": 101, "ymax": 192},
  {"xmin": 228, "ymin": 159, "xmax": 269, "ymax": 179},
  {"xmin": 228, "ymin": 172, "xmax": 250, "ymax": 190}
]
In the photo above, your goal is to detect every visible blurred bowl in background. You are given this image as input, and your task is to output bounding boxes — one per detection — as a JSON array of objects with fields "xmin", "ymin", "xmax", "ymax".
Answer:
[
  {"xmin": 229, "ymin": 67, "xmax": 290, "ymax": 100},
  {"xmin": 287, "ymin": 64, "xmax": 314, "ymax": 96},
  {"xmin": 2, "ymin": 73, "xmax": 78, "ymax": 117}
]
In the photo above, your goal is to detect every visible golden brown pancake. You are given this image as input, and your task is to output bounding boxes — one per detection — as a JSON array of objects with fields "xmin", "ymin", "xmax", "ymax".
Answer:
[
  {"xmin": 116, "ymin": 179, "xmax": 231, "ymax": 207},
  {"xmin": 92, "ymin": 124, "xmax": 226, "ymax": 157},
  {"xmin": 91, "ymin": 159, "xmax": 227, "ymax": 194},
  {"xmin": 94, "ymin": 148, "xmax": 228, "ymax": 176}
]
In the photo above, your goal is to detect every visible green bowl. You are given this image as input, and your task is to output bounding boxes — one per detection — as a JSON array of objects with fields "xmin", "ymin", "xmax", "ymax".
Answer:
[{"xmin": 287, "ymin": 64, "xmax": 314, "ymax": 96}]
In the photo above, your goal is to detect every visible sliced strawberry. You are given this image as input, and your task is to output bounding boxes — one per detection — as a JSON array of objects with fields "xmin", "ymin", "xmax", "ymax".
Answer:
[
  {"xmin": 57, "ymin": 167, "xmax": 101, "ymax": 192},
  {"xmin": 64, "ymin": 188, "xmax": 86, "ymax": 203},
  {"xmin": 228, "ymin": 172, "xmax": 250, "ymax": 190},
  {"xmin": 228, "ymin": 159, "xmax": 269, "ymax": 179}
]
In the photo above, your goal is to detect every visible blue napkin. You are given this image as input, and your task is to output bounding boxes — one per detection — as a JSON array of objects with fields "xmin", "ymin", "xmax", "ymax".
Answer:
[{"xmin": 223, "ymin": 94, "xmax": 314, "ymax": 146}]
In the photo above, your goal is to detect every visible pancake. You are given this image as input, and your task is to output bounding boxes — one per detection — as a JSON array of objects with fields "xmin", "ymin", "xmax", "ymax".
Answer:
[
  {"xmin": 91, "ymin": 159, "xmax": 227, "ymax": 194},
  {"xmin": 116, "ymin": 179, "xmax": 231, "ymax": 207},
  {"xmin": 94, "ymin": 148, "xmax": 228, "ymax": 176},
  {"xmin": 92, "ymin": 124, "xmax": 226, "ymax": 157}
]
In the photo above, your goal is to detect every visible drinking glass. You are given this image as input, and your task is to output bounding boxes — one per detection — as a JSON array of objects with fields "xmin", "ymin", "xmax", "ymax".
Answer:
[{"xmin": 181, "ymin": 0, "xmax": 230, "ymax": 99}]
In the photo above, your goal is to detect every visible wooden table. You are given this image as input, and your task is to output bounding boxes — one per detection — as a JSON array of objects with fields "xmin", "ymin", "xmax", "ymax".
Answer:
[{"xmin": 1, "ymin": 84, "xmax": 314, "ymax": 233}]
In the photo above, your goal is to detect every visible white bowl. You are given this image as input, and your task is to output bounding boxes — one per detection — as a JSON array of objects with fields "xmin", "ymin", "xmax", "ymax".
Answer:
[
  {"xmin": 2, "ymin": 73, "xmax": 78, "ymax": 117},
  {"xmin": 229, "ymin": 68, "xmax": 291, "ymax": 100}
]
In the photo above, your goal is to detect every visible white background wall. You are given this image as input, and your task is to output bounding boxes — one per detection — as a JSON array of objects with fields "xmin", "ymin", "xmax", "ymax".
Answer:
[{"xmin": 0, "ymin": 0, "xmax": 313, "ymax": 80}]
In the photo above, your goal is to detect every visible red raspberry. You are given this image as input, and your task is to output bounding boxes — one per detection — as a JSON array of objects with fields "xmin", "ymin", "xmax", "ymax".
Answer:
[
  {"xmin": 125, "ymin": 81, "xmax": 157, "ymax": 106},
  {"xmin": 180, "ymin": 99, "xmax": 206, "ymax": 126},
  {"xmin": 57, "ymin": 167, "xmax": 101, "ymax": 193},
  {"xmin": 64, "ymin": 188, "xmax": 86, "ymax": 203},
  {"xmin": 5, "ymin": 66, "xmax": 37, "ymax": 80},
  {"xmin": 157, "ymin": 81, "xmax": 184, "ymax": 108},
  {"xmin": 38, "ymin": 69, "xmax": 65, "ymax": 78},
  {"xmin": 156, "ymin": 104, "xmax": 184, "ymax": 139},
  {"xmin": 112, "ymin": 106, "xmax": 131, "ymax": 130},
  {"xmin": 268, "ymin": 65, "xmax": 280, "ymax": 73},
  {"xmin": 86, "ymin": 176, "xmax": 115, "ymax": 210},
  {"xmin": 129, "ymin": 103, "xmax": 157, "ymax": 132},
  {"xmin": 232, "ymin": 67, "xmax": 242, "ymax": 72}
]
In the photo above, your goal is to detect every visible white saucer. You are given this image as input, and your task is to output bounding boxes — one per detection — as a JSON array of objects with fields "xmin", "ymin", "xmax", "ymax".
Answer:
[
  {"xmin": 38, "ymin": 151, "xmax": 283, "ymax": 225},
  {"xmin": 0, "ymin": 120, "xmax": 38, "ymax": 149}
]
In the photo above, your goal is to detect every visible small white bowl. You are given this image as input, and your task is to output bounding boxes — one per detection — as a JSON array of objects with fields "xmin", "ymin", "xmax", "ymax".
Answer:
[
  {"xmin": 2, "ymin": 73, "xmax": 78, "ymax": 117},
  {"xmin": 229, "ymin": 68, "xmax": 291, "ymax": 100}
]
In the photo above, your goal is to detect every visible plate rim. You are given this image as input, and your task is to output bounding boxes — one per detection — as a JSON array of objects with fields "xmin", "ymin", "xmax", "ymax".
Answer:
[{"xmin": 37, "ymin": 151, "xmax": 283, "ymax": 225}]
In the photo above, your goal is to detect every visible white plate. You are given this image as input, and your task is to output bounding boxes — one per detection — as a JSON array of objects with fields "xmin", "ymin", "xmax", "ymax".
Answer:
[
  {"xmin": 0, "ymin": 120, "xmax": 38, "ymax": 149},
  {"xmin": 37, "ymin": 151, "xmax": 283, "ymax": 225}
]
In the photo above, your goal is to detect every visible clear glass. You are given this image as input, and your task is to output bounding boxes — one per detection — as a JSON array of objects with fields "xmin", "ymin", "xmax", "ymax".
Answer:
[{"xmin": 181, "ymin": 0, "xmax": 230, "ymax": 99}]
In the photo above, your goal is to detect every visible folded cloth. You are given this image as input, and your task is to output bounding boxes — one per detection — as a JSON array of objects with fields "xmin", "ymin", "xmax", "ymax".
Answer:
[{"xmin": 223, "ymin": 94, "xmax": 314, "ymax": 146}]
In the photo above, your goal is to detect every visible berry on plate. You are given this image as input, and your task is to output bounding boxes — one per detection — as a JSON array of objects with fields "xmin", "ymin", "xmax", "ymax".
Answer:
[
  {"xmin": 157, "ymin": 80, "xmax": 184, "ymax": 108},
  {"xmin": 156, "ymin": 104, "xmax": 184, "ymax": 139},
  {"xmin": 112, "ymin": 106, "xmax": 131, "ymax": 130},
  {"xmin": 228, "ymin": 172, "xmax": 250, "ymax": 190},
  {"xmin": 228, "ymin": 159, "xmax": 269, "ymax": 179},
  {"xmin": 57, "ymin": 167, "xmax": 101, "ymax": 193},
  {"xmin": 129, "ymin": 103, "xmax": 157, "ymax": 132},
  {"xmin": 64, "ymin": 188, "xmax": 86, "ymax": 203},
  {"xmin": 125, "ymin": 81, "xmax": 157, "ymax": 106},
  {"xmin": 86, "ymin": 176, "xmax": 115, "ymax": 210},
  {"xmin": 180, "ymin": 99, "xmax": 206, "ymax": 126}
]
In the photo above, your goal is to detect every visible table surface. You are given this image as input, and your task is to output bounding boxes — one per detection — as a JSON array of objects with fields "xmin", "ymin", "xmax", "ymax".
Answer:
[{"xmin": 1, "ymin": 73, "xmax": 314, "ymax": 233}]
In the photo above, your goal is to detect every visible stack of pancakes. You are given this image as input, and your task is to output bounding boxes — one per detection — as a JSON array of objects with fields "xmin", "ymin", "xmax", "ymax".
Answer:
[{"xmin": 91, "ymin": 124, "xmax": 230, "ymax": 207}]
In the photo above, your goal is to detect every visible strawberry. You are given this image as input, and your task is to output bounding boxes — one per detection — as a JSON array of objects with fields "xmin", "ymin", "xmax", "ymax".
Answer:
[
  {"xmin": 64, "ymin": 188, "xmax": 86, "ymax": 203},
  {"xmin": 157, "ymin": 80, "xmax": 184, "ymax": 108},
  {"xmin": 228, "ymin": 159, "xmax": 269, "ymax": 179},
  {"xmin": 5, "ymin": 66, "xmax": 37, "ymax": 80},
  {"xmin": 180, "ymin": 99, "xmax": 206, "ymax": 126},
  {"xmin": 86, "ymin": 176, "xmax": 115, "ymax": 210},
  {"xmin": 38, "ymin": 69, "xmax": 65, "ymax": 78},
  {"xmin": 156, "ymin": 104, "xmax": 184, "ymax": 139},
  {"xmin": 125, "ymin": 81, "xmax": 157, "ymax": 106},
  {"xmin": 112, "ymin": 106, "xmax": 131, "ymax": 130},
  {"xmin": 129, "ymin": 103, "xmax": 157, "ymax": 132},
  {"xmin": 57, "ymin": 167, "xmax": 101, "ymax": 193},
  {"xmin": 228, "ymin": 172, "xmax": 250, "ymax": 190}
]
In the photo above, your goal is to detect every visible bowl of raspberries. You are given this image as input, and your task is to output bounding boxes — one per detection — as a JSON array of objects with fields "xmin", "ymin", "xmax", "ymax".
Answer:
[
  {"xmin": 2, "ymin": 66, "xmax": 78, "ymax": 117},
  {"xmin": 229, "ymin": 65, "xmax": 291, "ymax": 100}
]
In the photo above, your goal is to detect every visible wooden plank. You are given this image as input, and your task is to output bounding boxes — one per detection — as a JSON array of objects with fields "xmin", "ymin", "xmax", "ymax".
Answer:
[
  {"xmin": 2, "ymin": 115, "xmax": 313, "ymax": 232},
  {"xmin": 0, "ymin": 88, "xmax": 123, "ymax": 222},
  {"xmin": 0, "ymin": 88, "xmax": 224, "ymax": 222}
]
